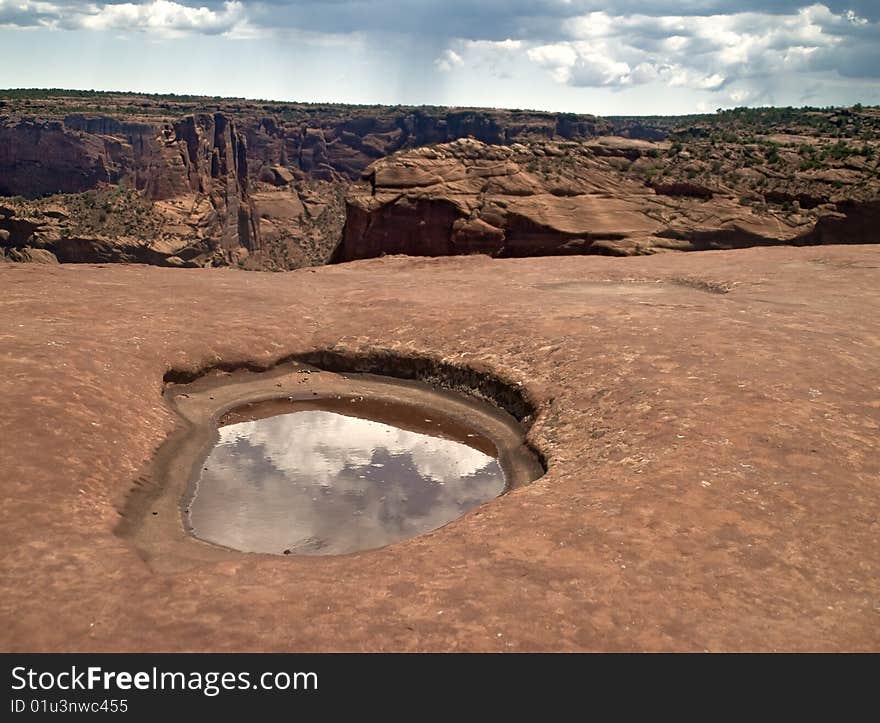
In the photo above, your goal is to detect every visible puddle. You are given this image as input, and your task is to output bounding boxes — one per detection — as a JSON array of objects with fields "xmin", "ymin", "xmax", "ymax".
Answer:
[
  {"xmin": 120, "ymin": 361, "xmax": 544, "ymax": 571},
  {"xmin": 185, "ymin": 397, "xmax": 505, "ymax": 555}
]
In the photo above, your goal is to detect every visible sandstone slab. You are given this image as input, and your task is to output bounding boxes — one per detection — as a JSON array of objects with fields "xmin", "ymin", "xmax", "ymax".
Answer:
[{"xmin": 0, "ymin": 246, "xmax": 878, "ymax": 651}]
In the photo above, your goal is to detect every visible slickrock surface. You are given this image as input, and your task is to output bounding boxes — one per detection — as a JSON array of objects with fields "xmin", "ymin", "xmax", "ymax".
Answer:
[{"xmin": 1, "ymin": 245, "xmax": 878, "ymax": 651}]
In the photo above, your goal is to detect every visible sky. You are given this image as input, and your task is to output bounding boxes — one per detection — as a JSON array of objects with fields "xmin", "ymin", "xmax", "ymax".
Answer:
[
  {"xmin": 2, "ymin": 1, "xmax": 880, "ymax": 114},
  {"xmin": 193, "ymin": 411, "xmax": 502, "ymax": 555}
]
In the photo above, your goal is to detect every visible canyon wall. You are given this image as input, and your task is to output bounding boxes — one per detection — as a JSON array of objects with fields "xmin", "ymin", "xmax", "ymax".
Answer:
[
  {"xmin": 336, "ymin": 137, "xmax": 880, "ymax": 261},
  {"xmin": 0, "ymin": 105, "xmax": 612, "ymax": 267},
  {"xmin": 1, "ymin": 97, "xmax": 878, "ymax": 267},
  {"xmin": 0, "ymin": 112, "xmax": 260, "ymax": 266}
]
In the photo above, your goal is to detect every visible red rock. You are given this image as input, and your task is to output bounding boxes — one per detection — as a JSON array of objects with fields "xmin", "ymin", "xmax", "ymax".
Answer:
[
  {"xmin": 1, "ymin": 245, "xmax": 879, "ymax": 651},
  {"xmin": 335, "ymin": 139, "xmax": 837, "ymax": 261},
  {"xmin": 0, "ymin": 97, "xmax": 878, "ymax": 268}
]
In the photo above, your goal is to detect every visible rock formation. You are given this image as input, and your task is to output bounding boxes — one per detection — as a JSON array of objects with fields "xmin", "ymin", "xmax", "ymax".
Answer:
[
  {"xmin": 1, "ymin": 92, "xmax": 878, "ymax": 267},
  {"xmin": 336, "ymin": 137, "xmax": 878, "ymax": 260},
  {"xmin": 3, "ymin": 245, "xmax": 880, "ymax": 651},
  {"xmin": 0, "ymin": 99, "xmax": 615, "ymax": 268},
  {"xmin": 0, "ymin": 111, "xmax": 260, "ymax": 266}
]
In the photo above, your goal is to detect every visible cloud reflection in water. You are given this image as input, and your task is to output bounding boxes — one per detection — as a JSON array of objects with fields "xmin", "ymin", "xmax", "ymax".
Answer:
[{"xmin": 188, "ymin": 410, "xmax": 504, "ymax": 555}]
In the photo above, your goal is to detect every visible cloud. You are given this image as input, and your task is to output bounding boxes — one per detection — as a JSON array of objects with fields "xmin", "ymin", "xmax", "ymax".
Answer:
[
  {"xmin": 463, "ymin": 38, "xmax": 522, "ymax": 52},
  {"xmin": 516, "ymin": 4, "xmax": 880, "ymax": 104},
  {"xmin": 1, "ymin": 1, "xmax": 879, "ymax": 109},
  {"xmin": 189, "ymin": 410, "xmax": 504, "ymax": 555},
  {"xmin": 0, "ymin": 0, "xmax": 61, "ymax": 28},
  {"xmin": 78, "ymin": 0, "xmax": 245, "ymax": 36},
  {"xmin": 377, "ymin": 2, "xmax": 880, "ymax": 107},
  {"xmin": 1, "ymin": 0, "xmax": 248, "ymax": 36},
  {"xmin": 7, "ymin": 1, "xmax": 875, "ymax": 39},
  {"xmin": 434, "ymin": 48, "xmax": 463, "ymax": 72}
]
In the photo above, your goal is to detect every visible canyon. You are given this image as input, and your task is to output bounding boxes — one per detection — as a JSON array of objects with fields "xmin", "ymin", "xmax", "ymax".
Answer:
[{"xmin": 2, "ymin": 91, "xmax": 879, "ymax": 268}]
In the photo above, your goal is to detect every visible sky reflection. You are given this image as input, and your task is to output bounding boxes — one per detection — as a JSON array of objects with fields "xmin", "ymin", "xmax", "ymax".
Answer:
[{"xmin": 188, "ymin": 410, "xmax": 505, "ymax": 555}]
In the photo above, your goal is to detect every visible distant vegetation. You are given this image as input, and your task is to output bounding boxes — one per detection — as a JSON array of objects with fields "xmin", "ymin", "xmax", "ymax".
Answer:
[
  {"xmin": 0, "ymin": 88, "xmax": 548, "ymax": 118},
  {"xmin": 6, "ymin": 88, "xmax": 874, "ymax": 129},
  {"xmin": 0, "ymin": 88, "xmax": 233, "ymax": 102},
  {"xmin": 680, "ymin": 106, "xmax": 880, "ymax": 141}
]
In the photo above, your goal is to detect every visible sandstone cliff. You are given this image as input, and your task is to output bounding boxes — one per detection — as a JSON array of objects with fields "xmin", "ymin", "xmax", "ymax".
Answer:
[
  {"xmin": 336, "ymin": 136, "xmax": 880, "ymax": 261},
  {"xmin": 0, "ymin": 111, "xmax": 260, "ymax": 266},
  {"xmin": 1, "ymin": 92, "xmax": 878, "ymax": 268},
  {"xmin": 0, "ymin": 99, "xmax": 612, "ymax": 268}
]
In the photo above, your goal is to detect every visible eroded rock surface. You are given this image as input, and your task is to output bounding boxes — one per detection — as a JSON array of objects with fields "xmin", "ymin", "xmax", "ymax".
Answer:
[
  {"xmin": 0, "ymin": 96, "xmax": 613, "ymax": 268},
  {"xmin": 1, "ymin": 246, "xmax": 878, "ymax": 651},
  {"xmin": 0, "ymin": 112, "xmax": 260, "ymax": 267},
  {"xmin": 337, "ymin": 137, "xmax": 879, "ymax": 260}
]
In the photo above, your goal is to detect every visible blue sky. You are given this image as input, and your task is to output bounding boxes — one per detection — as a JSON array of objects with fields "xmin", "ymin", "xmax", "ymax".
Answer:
[{"xmin": 2, "ymin": 1, "xmax": 880, "ymax": 113}]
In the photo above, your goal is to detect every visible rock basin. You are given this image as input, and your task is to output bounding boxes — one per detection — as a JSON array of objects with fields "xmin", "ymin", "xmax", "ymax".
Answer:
[{"xmin": 120, "ymin": 361, "xmax": 544, "ymax": 569}]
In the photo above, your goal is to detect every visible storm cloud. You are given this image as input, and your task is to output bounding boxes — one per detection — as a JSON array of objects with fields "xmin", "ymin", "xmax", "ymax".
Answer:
[{"xmin": 1, "ymin": 0, "xmax": 879, "ymax": 110}]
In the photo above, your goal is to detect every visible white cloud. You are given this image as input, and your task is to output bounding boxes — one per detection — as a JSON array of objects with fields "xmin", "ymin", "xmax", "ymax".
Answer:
[
  {"xmin": 224, "ymin": 411, "xmax": 494, "ymax": 482},
  {"xmin": 1, "ymin": 0, "xmax": 250, "ymax": 36},
  {"xmin": 845, "ymin": 10, "xmax": 868, "ymax": 26},
  {"xmin": 0, "ymin": 0, "xmax": 61, "ymax": 28},
  {"xmin": 434, "ymin": 48, "xmax": 464, "ymax": 72},
  {"xmin": 2, "ymin": 1, "xmax": 880, "ymax": 109},
  {"xmin": 563, "ymin": 10, "xmax": 614, "ymax": 39},
  {"xmin": 527, "ymin": 43, "xmax": 578, "ymax": 82},
  {"xmin": 77, "ymin": 0, "xmax": 244, "ymax": 36},
  {"xmin": 567, "ymin": 45, "xmax": 632, "ymax": 86},
  {"xmin": 189, "ymin": 410, "xmax": 503, "ymax": 555},
  {"xmin": 519, "ymin": 3, "xmax": 880, "ymax": 104},
  {"xmin": 450, "ymin": 38, "xmax": 523, "ymax": 79},
  {"xmin": 465, "ymin": 38, "xmax": 521, "ymax": 50},
  {"xmin": 528, "ymin": 43, "xmax": 578, "ymax": 70}
]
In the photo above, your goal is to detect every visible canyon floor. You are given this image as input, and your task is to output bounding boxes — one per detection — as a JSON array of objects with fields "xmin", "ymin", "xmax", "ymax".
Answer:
[{"xmin": 1, "ymin": 245, "xmax": 878, "ymax": 651}]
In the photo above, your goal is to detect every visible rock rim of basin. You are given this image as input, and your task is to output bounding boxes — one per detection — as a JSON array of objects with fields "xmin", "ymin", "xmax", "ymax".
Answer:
[{"xmin": 118, "ymin": 360, "xmax": 545, "ymax": 572}]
